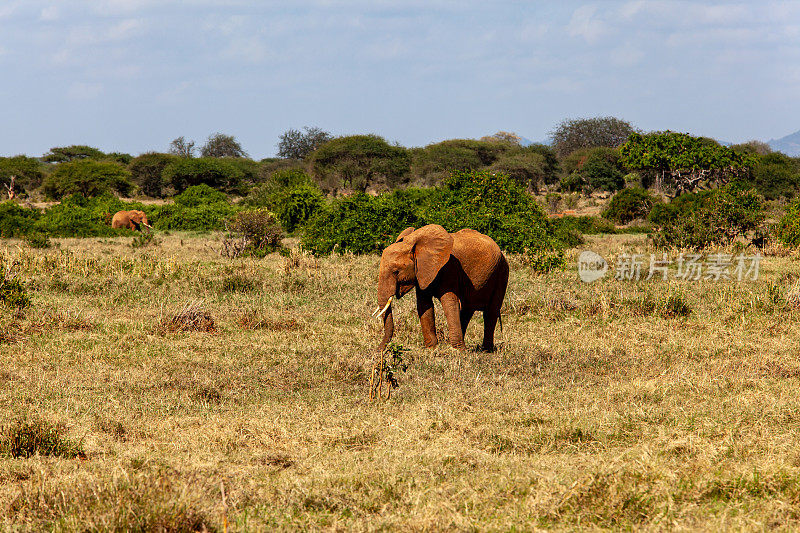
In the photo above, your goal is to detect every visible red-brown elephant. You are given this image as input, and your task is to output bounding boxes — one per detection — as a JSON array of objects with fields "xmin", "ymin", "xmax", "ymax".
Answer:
[
  {"xmin": 111, "ymin": 210, "xmax": 152, "ymax": 231},
  {"xmin": 376, "ymin": 224, "xmax": 509, "ymax": 351}
]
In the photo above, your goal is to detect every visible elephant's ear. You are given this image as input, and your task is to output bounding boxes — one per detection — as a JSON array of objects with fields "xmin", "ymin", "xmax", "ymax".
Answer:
[
  {"xmin": 410, "ymin": 225, "xmax": 453, "ymax": 290},
  {"xmin": 395, "ymin": 227, "xmax": 415, "ymax": 242}
]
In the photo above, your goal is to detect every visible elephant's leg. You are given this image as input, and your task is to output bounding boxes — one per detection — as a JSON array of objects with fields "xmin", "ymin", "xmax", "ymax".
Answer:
[
  {"xmin": 439, "ymin": 292, "xmax": 465, "ymax": 349},
  {"xmin": 416, "ymin": 290, "xmax": 438, "ymax": 348},
  {"xmin": 459, "ymin": 308, "xmax": 474, "ymax": 338},
  {"xmin": 482, "ymin": 310, "xmax": 498, "ymax": 352}
]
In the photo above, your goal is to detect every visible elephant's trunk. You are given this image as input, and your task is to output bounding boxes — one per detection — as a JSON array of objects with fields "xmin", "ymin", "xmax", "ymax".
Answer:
[{"xmin": 377, "ymin": 276, "xmax": 395, "ymax": 351}]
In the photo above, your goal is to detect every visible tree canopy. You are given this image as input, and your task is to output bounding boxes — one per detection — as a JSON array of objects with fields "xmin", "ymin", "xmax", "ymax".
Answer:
[
  {"xmin": 309, "ymin": 134, "xmax": 410, "ymax": 192},
  {"xmin": 620, "ymin": 131, "xmax": 752, "ymax": 197},
  {"xmin": 200, "ymin": 133, "xmax": 248, "ymax": 158},
  {"xmin": 43, "ymin": 145, "xmax": 106, "ymax": 163},
  {"xmin": 169, "ymin": 137, "xmax": 196, "ymax": 158},
  {"xmin": 549, "ymin": 117, "xmax": 635, "ymax": 158},
  {"xmin": 277, "ymin": 127, "xmax": 332, "ymax": 159},
  {"xmin": 42, "ymin": 160, "xmax": 133, "ymax": 199}
]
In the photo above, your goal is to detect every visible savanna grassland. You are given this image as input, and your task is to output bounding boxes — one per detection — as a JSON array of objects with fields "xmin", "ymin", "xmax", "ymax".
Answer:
[{"xmin": 3, "ymin": 233, "xmax": 800, "ymax": 531}]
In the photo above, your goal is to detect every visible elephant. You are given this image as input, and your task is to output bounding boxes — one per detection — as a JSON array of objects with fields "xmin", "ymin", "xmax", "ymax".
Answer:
[
  {"xmin": 376, "ymin": 224, "xmax": 509, "ymax": 351},
  {"xmin": 111, "ymin": 210, "xmax": 152, "ymax": 231}
]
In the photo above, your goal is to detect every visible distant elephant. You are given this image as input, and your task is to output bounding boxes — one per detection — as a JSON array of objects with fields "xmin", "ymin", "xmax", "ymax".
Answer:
[
  {"xmin": 376, "ymin": 224, "xmax": 509, "ymax": 351},
  {"xmin": 111, "ymin": 210, "xmax": 152, "ymax": 231}
]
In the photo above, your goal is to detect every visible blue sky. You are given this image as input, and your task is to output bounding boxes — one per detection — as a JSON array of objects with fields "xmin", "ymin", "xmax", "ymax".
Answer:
[{"xmin": 0, "ymin": 1, "xmax": 798, "ymax": 159}]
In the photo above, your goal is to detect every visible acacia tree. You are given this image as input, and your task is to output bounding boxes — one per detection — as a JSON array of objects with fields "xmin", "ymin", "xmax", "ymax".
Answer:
[
  {"xmin": 169, "ymin": 137, "xmax": 196, "ymax": 158},
  {"xmin": 277, "ymin": 127, "xmax": 332, "ymax": 159},
  {"xmin": 549, "ymin": 117, "xmax": 635, "ymax": 158},
  {"xmin": 200, "ymin": 133, "xmax": 248, "ymax": 158},
  {"xmin": 309, "ymin": 135, "xmax": 410, "ymax": 192},
  {"xmin": 42, "ymin": 145, "xmax": 106, "ymax": 163},
  {"xmin": 620, "ymin": 131, "xmax": 752, "ymax": 197},
  {"xmin": 0, "ymin": 155, "xmax": 43, "ymax": 197}
]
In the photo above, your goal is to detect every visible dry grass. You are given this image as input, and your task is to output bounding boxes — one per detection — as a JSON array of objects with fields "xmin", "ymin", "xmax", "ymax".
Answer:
[
  {"xmin": 2, "ymin": 233, "xmax": 800, "ymax": 530},
  {"xmin": 157, "ymin": 301, "xmax": 217, "ymax": 334}
]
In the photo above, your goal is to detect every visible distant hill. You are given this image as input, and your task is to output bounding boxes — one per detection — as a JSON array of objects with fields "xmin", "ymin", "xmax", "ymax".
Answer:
[{"xmin": 768, "ymin": 130, "xmax": 800, "ymax": 156}]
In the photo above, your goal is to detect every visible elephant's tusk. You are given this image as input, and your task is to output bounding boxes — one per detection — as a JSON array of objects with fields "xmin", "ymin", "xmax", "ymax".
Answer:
[
  {"xmin": 143, "ymin": 223, "xmax": 153, "ymax": 228},
  {"xmin": 371, "ymin": 296, "xmax": 393, "ymax": 319}
]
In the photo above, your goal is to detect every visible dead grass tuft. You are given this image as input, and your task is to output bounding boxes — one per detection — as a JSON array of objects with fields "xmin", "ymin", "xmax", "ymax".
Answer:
[{"xmin": 157, "ymin": 301, "xmax": 216, "ymax": 334}]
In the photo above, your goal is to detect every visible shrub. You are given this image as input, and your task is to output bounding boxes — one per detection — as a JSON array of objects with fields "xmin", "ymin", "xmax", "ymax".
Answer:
[
  {"xmin": 128, "ymin": 152, "xmax": 177, "ymax": 197},
  {"xmin": 0, "ymin": 201, "xmax": 39, "ymax": 237},
  {"xmin": 36, "ymin": 194, "xmax": 141, "ymax": 237},
  {"xmin": 603, "ymin": 187, "xmax": 660, "ymax": 224},
  {"xmin": 25, "ymin": 232, "xmax": 52, "ymax": 249},
  {"xmin": 561, "ymin": 147, "xmax": 625, "ymax": 193},
  {"xmin": 42, "ymin": 160, "xmax": 133, "ymax": 199},
  {"xmin": 130, "ymin": 232, "xmax": 160, "ymax": 248},
  {"xmin": 150, "ymin": 185, "xmax": 237, "ymax": 232},
  {"xmin": 162, "ymin": 157, "xmax": 245, "ymax": 194},
  {"xmin": 550, "ymin": 216, "xmax": 617, "ymax": 246},
  {"xmin": 775, "ymin": 198, "xmax": 800, "ymax": 246},
  {"xmin": 649, "ymin": 185, "xmax": 765, "ymax": 248},
  {"xmin": 530, "ymin": 249, "xmax": 567, "ymax": 274},
  {"xmin": 222, "ymin": 210, "xmax": 283, "ymax": 257},
  {"xmin": 737, "ymin": 152, "xmax": 800, "ymax": 200},
  {"xmin": 272, "ymin": 185, "xmax": 325, "ymax": 233},
  {"xmin": 424, "ymin": 170, "xmax": 562, "ymax": 254},
  {"xmin": 0, "ymin": 273, "xmax": 32, "ymax": 310},
  {"xmin": 301, "ymin": 189, "xmax": 431, "ymax": 255}
]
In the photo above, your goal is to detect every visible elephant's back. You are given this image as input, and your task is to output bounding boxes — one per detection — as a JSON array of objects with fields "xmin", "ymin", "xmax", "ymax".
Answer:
[
  {"xmin": 451, "ymin": 229, "xmax": 505, "ymax": 286},
  {"xmin": 111, "ymin": 211, "xmax": 126, "ymax": 228}
]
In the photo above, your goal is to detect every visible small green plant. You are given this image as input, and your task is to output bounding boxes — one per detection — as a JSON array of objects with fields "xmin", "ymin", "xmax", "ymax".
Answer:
[
  {"xmin": 0, "ymin": 273, "xmax": 31, "ymax": 310},
  {"xmin": 24, "ymin": 232, "xmax": 52, "ymax": 249},
  {"xmin": 0, "ymin": 416, "xmax": 85, "ymax": 458},
  {"xmin": 370, "ymin": 342, "xmax": 410, "ymax": 400},
  {"xmin": 130, "ymin": 232, "xmax": 160, "ymax": 248},
  {"xmin": 662, "ymin": 293, "xmax": 692, "ymax": 318},
  {"xmin": 530, "ymin": 249, "xmax": 567, "ymax": 274},
  {"xmin": 220, "ymin": 274, "xmax": 258, "ymax": 293}
]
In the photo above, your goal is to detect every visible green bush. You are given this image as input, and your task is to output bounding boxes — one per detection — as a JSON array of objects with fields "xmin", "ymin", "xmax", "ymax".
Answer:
[
  {"xmin": 424, "ymin": 170, "xmax": 562, "ymax": 254},
  {"xmin": 649, "ymin": 185, "xmax": 765, "ymax": 248},
  {"xmin": 24, "ymin": 232, "xmax": 52, "ymax": 249},
  {"xmin": 550, "ymin": 216, "xmax": 617, "ymax": 246},
  {"xmin": 128, "ymin": 152, "xmax": 177, "ymax": 197},
  {"xmin": 602, "ymin": 187, "xmax": 660, "ymax": 224},
  {"xmin": 301, "ymin": 189, "xmax": 431, "ymax": 254},
  {"xmin": 530, "ymin": 249, "xmax": 567, "ymax": 274},
  {"xmin": 150, "ymin": 185, "xmax": 237, "ymax": 232},
  {"xmin": 272, "ymin": 185, "xmax": 324, "ymax": 233},
  {"xmin": 736, "ymin": 152, "xmax": 800, "ymax": 200},
  {"xmin": 244, "ymin": 168, "xmax": 316, "ymax": 216},
  {"xmin": 162, "ymin": 157, "xmax": 246, "ymax": 194},
  {"xmin": 36, "ymin": 194, "xmax": 142, "ymax": 237},
  {"xmin": 561, "ymin": 147, "xmax": 625, "ymax": 193},
  {"xmin": 42, "ymin": 160, "xmax": 133, "ymax": 199},
  {"xmin": 0, "ymin": 201, "xmax": 39, "ymax": 237},
  {"xmin": 0, "ymin": 273, "xmax": 31, "ymax": 310},
  {"xmin": 223, "ymin": 210, "xmax": 283, "ymax": 257},
  {"xmin": 775, "ymin": 197, "xmax": 800, "ymax": 245}
]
